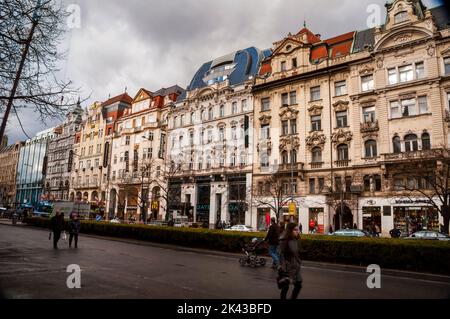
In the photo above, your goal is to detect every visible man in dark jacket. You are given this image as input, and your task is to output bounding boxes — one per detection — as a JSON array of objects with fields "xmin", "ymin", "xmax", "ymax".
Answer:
[
  {"xmin": 69, "ymin": 213, "xmax": 81, "ymax": 248},
  {"xmin": 265, "ymin": 217, "xmax": 280, "ymax": 269},
  {"xmin": 50, "ymin": 211, "xmax": 64, "ymax": 249}
]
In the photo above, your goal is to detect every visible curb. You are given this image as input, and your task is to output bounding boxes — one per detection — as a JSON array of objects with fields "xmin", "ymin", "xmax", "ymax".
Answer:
[{"xmin": 2, "ymin": 223, "xmax": 450, "ymax": 283}]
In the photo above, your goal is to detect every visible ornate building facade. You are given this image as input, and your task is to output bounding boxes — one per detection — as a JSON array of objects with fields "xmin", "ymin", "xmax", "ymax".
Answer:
[
  {"xmin": 167, "ymin": 47, "xmax": 267, "ymax": 228},
  {"xmin": 107, "ymin": 86, "xmax": 183, "ymax": 221},
  {"xmin": 252, "ymin": 0, "xmax": 450, "ymax": 234}
]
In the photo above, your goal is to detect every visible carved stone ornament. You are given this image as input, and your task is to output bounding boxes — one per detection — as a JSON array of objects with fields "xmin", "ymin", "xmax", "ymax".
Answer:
[
  {"xmin": 333, "ymin": 100, "xmax": 350, "ymax": 112},
  {"xmin": 308, "ymin": 105, "xmax": 323, "ymax": 116},
  {"xmin": 279, "ymin": 107, "xmax": 299, "ymax": 121},
  {"xmin": 305, "ymin": 132, "xmax": 326, "ymax": 150},
  {"xmin": 331, "ymin": 129, "xmax": 353, "ymax": 145},
  {"xmin": 426, "ymin": 42, "xmax": 436, "ymax": 57},
  {"xmin": 376, "ymin": 55, "xmax": 384, "ymax": 69},
  {"xmin": 393, "ymin": 33, "xmax": 412, "ymax": 44},
  {"xmin": 257, "ymin": 140, "xmax": 272, "ymax": 153},
  {"xmin": 360, "ymin": 98, "xmax": 377, "ymax": 108},
  {"xmin": 279, "ymin": 136, "xmax": 300, "ymax": 151},
  {"xmin": 259, "ymin": 115, "xmax": 272, "ymax": 125},
  {"xmin": 359, "ymin": 64, "xmax": 375, "ymax": 75}
]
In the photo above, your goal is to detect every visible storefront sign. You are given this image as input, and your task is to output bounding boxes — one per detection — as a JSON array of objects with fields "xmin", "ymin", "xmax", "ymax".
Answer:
[
  {"xmin": 151, "ymin": 200, "xmax": 159, "ymax": 211},
  {"xmin": 288, "ymin": 202, "xmax": 296, "ymax": 216},
  {"xmin": 196, "ymin": 204, "xmax": 210, "ymax": 211}
]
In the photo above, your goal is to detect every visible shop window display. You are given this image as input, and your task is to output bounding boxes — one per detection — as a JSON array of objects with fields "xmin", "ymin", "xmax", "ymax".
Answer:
[{"xmin": 393, "ymin": 207, "xmax": 439, "ymax": 235}]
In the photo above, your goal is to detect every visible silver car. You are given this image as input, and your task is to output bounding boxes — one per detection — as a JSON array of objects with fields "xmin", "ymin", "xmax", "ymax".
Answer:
[
  {"xmin": 329, "ymin": 229, "xmax": 372, "ymax": 237},
  {"xmin": 404, "ymin": 231, "xmax": 450, "ymax": 241}
]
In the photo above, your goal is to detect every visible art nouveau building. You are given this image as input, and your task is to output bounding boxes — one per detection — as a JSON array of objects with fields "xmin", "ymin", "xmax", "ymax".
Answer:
[
  {"xmin": 43, "ymin": 103, "xmax": 83, "ymax": 201},
  {"xmin": 107, "ymin": 86, "xmax": 184, "ymax": 221},
  {"xmin": 70, "ymin": 93, "xmax": 131, "ymax": 217},
  {"xmin": 167, "ymin": 47, "xmax": 268, "ymax": 228},
  {"xmin": 0, "ymin": 141, "xmax": 24, "ymax": 207},
  {"xmin": 252, "ymin": 0, "xmax": 450, "ymax": 235}
]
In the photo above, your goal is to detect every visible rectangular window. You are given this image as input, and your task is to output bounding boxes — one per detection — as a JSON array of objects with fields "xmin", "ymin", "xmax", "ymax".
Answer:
[
  {"xmin": 390, "ymin": 101, "xmax": 401, "ymax": 119},
  {"xmin": 281, "ymin": 61, "xmax": 286, "ymax": 71},
  {"xmin": 336, "ymin": 111, "xmax": 348, "ymax": 128},
  {"xmin": 401, "ymin": 98, "xmax": 416, "ymax": 117},
  {"xmin": 95, "ymin": 159, "xmax": 99, "ymax": 168},
  {"xmin": 290, "ymin": 58, "xmax": 297, "ymax": 69},
  {"xmin": 125, "ymin": 136, "xmax": 130, "ymax": 145},
  {"xmin": 318, "ymin": 178, "xmax": 325, "ymax": 193},
  {"xmin": 261, "ymin": 124, "xmax": 270, "ymax": 140},
  {"xmin": 281, "ymin": 93, "xmax": 289, "ymax": 106},
  {"xmin": 415, "ymin": 62, "xmax": 425, "ymax": 79},
  {"xmin": 219, "ymin": 128, "xmax": 224, "ymax": 142},
  {"xmin": 309, "ymin": 178, "xmax": 316, "ymax": 194},
  {"xmin": 261, "ymin": 98, "xmax": 270, "ymax": 111},
  {"xmin": 361, "ymin": 75, "xmax": 374, "ymax": 92},
  {"xmin": 418, "ymin": 96, "xmax": 428, "ymax": 114},
  {"xmin": 290, "ymin": 119, "xmax": 297, "ymax": 135},
  {"xmin": 290, "ymin": 91, "xmax": 297, "ymax": 105},
  {"xmin": 399, "ymin": 64, "xmax": 413, "ymax": 83},
  {"xmin": 445, "ymin": 57, "xmax": 450, "ymax": 75},
  {"xmin": 375, "ymin": 175, "xmax": 382, "ymax": 191},
  {"xmin": 388, "ymin": 68, "xmax": 397, "ymax": 85},
  {"xmin": 310, "ymin": 86, "xmax": 321, "ymax": 101},
  {"xmin": 232, "ymin": 102, "xmax": 238, "ymax": 114},
  {"xmin": 241, "ymin": 99, "xmax": 247, "ymax": 112},
  {"xmin": 311, "ymin": 116, "xmax": 321, "ymax": 131},
  {"xmin": 282, "ymin": 121, "xmax": 289, "ymax": 136},
  {"xmin": 363, "ymin": 106, "xmax": 376, "ymax": 123},
  {"xmin": 335, "ymin": 81, "xmax": 347, "ymax": 96}
]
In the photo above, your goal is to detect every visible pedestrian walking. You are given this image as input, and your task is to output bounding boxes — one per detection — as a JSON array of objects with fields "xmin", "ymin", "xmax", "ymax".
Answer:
[
  {"xmin": 69, "ymin": 213, "xmax": 81, "ymax": 248},
  {"xmin": 328, "ymin": 224, "xmax": 333, "ymax": 234},
  {"xmin": 50, "ymin": 211, "xmax": 64, "ymax": 249},
  {"xmin": 353, "ymin": 223, "xmax": 357, "ymax": 230},
  {"xmin": 299, "ymin": 222, "xmax": 303, "ymax": 234},
  {"xmin": 277, "ymin": 223, "xmax": 302, "ymax": 300},
  {"xmin": 374, "ymin": 223, "xmax": 381, "ymax": 237},
  {"xmin": 265, "ymin": 217, "xmax": 280, "ymax": 269}
]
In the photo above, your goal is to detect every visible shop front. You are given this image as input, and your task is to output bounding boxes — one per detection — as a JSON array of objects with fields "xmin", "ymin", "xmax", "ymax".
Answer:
[
  {"xmin": 196, "ymin": 183, "xmax": 211, "ymax": 227},
  {"xmin": 362, "ymin": 206, "xmax": 382, "ymax": 233},
  {"xmin": 308, "ymin": 208, "xmax": 325, "ymax": 234},
  {"xmin": 282, "ymin": 206, "xmax": 299, "ymax": 225},
  {"xmin": 393, "ymin": 206, "xmax": 439, "ymax": 235},
  {"xmin": 257, "ymin": 208, "xmax": 271, "ymax": 231}
]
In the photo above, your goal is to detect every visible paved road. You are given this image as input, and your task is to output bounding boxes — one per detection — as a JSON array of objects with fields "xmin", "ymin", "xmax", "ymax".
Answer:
[{"xmin": 0, "ymin": 224, "xmax": 449, "ymax": 299}]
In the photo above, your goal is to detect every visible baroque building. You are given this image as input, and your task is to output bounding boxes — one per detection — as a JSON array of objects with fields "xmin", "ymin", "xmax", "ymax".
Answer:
[
  {"xmin": 43, "ymin": 102, "xmax": 83, "ymax": 201},
  {"xmin": 107, "ymin": 85, "xmax": 184, "ymax": 221},
  {"xmin": 252, "ymin": 0, "xmax": 450, "ymax": 234}
]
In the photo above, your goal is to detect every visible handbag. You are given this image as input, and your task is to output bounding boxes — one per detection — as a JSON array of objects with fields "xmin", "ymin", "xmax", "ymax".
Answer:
[{"xmin": 62, "ymin": 231, "xmax": 67, "ymax": 241}]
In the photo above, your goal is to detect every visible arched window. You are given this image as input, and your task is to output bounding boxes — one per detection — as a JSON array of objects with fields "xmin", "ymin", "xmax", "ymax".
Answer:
[
  {"xmin": 422, "ymin": 133, "xmax": 431, "ymax": 150},
  {"xmin": 282, "ymin": 151, "xmax": 288, "ymax": 164},
  {"xmin": 206, "ymin": 155, "xmax": 212, "ymax": 169},
  {"xmin": 219, "ymin": 105, "xmax": 225, "ymax": 117},
  {"xmin": 312, "ymin": 147, "xmax": 322, "ymax": 163},
  {"xmin": 208, "ymin": 108, "xmax": 214, "ymax": 120},
  {"xmin": 404, "ymin": 134, "xmax": 418, "ymax": 152},
  {"xmin": 173, "ymin": 116, "xmax": 178, "ymax": 128},
  {"xmin": 337, "ymin": 144, "xmax": 349, "ymax": 161},
  {"xmin": 290, "ymin": 149, "xmax": 297, "ymax": 164},
  {"xmin": 190, "ymin": 112, "xmax": 195, "ymax": 124},
  {"xmin": 393, "ymin": 136, "xmax": 401, "ymax": 153},
  {"xmin": 364, "ymin": 140, "xmax": 378, "ymax": 158}
]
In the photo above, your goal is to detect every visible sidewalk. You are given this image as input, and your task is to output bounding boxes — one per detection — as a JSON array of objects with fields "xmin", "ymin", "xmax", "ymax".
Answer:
[{"xmin": 2, "ymin": 220, "xmax": 450, "ymax": 283}]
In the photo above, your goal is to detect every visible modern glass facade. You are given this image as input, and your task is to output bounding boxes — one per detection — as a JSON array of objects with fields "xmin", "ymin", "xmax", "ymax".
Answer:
[{"xmin": 15, "ymin": 129, "xmax": 54, "ymax": 207}]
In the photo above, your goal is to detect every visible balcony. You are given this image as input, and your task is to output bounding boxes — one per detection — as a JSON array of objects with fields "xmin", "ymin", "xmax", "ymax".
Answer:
[
  {"xmin": 310, "ymin": 162, "xmax": 323, "ymax": 169},
  {"xmin": 335, "ymin": 160, "xmax": 350, "ymax": 168},
  {"xmin": 382, "ymin": 149, "xmax": 440, "ymax": 163},
  {"xmin": 360, "ymin": 120, "xmax": 379, "ymax": 133}
]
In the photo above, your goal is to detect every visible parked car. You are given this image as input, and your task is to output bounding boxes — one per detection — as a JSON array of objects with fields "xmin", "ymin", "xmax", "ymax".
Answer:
[
  {"xmin": 404, "ymin": 231, "xmax": 450, "ymax": 241},
  {"xmin": 110, "ymin": 217, "xmax": 121, "ymax": 224},
  {"xmin": 224, "ymin": 225, "xmax": 257, "ymax": 232},
  {"xmin": 329, "ymin": 229, "xmax": 372, "ymax": 237}
]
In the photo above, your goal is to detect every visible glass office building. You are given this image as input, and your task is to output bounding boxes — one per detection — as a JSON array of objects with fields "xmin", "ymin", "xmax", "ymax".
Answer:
[{"xmin": 15, "ymin": 128, "xmax": 55, "ymax": 207}]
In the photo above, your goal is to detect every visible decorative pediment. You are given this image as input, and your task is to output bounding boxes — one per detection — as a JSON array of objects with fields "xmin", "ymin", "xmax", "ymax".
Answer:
[
  {"xmin": 359, "ymin": 64, "xmax": 375, "ymax": 75},
  {"xmin": 279, "ymin": 107, "xmax": 299, "ymax": 121},
  {"xmin": 331, "ymin": 129, "xmax": 353, "ymax": 145},
  {"xmin": 305, "ymin": 132, "xmax": 326, "ymax": 150},
  {"xmin": 308, "ymin": 105, "xmax": 323, "ymax": 116},
  {"xmin": 279, "ymin": 136, "xmax": 300, "ymax": 151},
  {"xmin": 360, "ymin": 98, "xmax": 377, "ymax": 108},
  {"xmin": 272, "ymin": 37, "xmax": 304, "ymax": 56},
  {"xmin": 259, "ymin": 115, "xmax": 272, "ymax": 125},
  {"xmin": 374, "ymin": 27, "xmax": 433, "ymax": 52},
  {"xmin": 333, "ymin": 100, "xmax": 350, "ymax": 112}
]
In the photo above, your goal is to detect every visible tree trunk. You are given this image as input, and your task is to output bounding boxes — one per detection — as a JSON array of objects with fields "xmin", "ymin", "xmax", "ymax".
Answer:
[{"xmin": 442, "ymin": 205, "xmax": 449, "ymax": 235}]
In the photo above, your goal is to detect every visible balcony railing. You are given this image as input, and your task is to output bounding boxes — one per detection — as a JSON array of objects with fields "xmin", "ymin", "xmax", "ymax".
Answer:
[
  {"xmin": 360, "ymin": 120, "xmax": 379, "ymax": 133},
  {"xmin": 382, "ymin": 149, "xmax": 440, "ymax": 163},
  {"xmin": 310, "ymin": 162, "xmax": 323, "ymax": 169},
  {"xmin": 278, "ymin": 162, "xmax": 304, "ymax": 172},
  {"xmin": 335, "ymin": 160, "xmax": 350, "ymax": 167}
]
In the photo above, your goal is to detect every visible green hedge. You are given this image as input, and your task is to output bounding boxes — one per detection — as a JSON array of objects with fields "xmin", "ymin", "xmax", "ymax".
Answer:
[{"xmin": 24, "ymin": 217, "xmax": 450, "ymax": 275}]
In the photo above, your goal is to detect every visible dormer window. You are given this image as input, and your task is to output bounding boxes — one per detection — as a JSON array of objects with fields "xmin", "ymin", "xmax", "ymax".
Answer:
[
  {"xmin": 394, "ymin": 11, "xmax": 408, "ymax": 24},
  {"xmin": 281, "ymin": 61, "xmax": 286, "ymax": 72}
]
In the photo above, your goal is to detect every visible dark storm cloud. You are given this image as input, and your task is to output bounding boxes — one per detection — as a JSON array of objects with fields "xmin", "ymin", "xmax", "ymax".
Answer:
[{"xmin": 6, "ymin": 0, "xmax": 442, "ymax": 143}]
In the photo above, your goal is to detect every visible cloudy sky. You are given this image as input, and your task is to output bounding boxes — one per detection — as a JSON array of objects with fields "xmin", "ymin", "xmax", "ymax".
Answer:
[{"xmin": 4, "ymin": 0, "xmax": 444, "ymax": 143}]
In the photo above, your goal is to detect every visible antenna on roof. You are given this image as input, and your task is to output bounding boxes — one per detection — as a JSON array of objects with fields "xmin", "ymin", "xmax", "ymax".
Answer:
[
  {"xmin": 108, "ymin": 93, "xmax": 111, "ymax": 99},
  {"xmin": 304, "ymin": 19, "xmax": 306, "ymax": 28},
  {"xmin": 125, "ymin": 86, "xmax": 127, "ymax": 93}
]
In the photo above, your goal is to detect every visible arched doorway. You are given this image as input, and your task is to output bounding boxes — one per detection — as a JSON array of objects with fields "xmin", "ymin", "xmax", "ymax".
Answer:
[
  {"xmin": 76, "ymin": 192, "xmax": 82, "ymax": 201},
  {"xmin": 334, "ymin": 205, "xmax": 353, "ymax": 230},
  {"xmin": 70, "ymin": 192, "xmax": 75, "ymax": 202}
]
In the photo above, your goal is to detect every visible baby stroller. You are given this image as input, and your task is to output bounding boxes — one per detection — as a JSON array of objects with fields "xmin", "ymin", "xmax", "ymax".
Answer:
[{"xmin": 239, "ymin": 238, "xmax": 267, "ymax": 268}]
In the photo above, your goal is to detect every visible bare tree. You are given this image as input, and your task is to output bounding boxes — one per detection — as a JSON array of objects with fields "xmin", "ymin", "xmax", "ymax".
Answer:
[
  {"xmin": 251, "ymin": 172, "xmax": 296, "ymax": 222},
  {"xmin": 397, "ymin": 148, "xmax": 450, "ymax": 234},
  {"xmin": 0, "ymin": 0, "xmax": 85, "ymax": 141}
]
